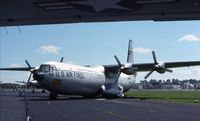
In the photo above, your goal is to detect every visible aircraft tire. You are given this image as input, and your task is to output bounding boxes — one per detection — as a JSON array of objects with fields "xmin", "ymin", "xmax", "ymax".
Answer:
[
  {"xmin": 42, "ymin": 89, "xmax": 46, "ymax": 93},
  {"xmin": 49, "ymin": 92, "xmax": 58, "ymax": 99}
]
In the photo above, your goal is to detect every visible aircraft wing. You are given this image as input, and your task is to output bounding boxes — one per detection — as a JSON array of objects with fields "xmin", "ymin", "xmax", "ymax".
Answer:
[
  {"xmin": 16, "ymin": 81, "xmax": 26, "ymax": 83},
  {"xmin": 0, "ymin": 67, "xmax": 34, "ymax": 71},
  {"xmin": 104, "ymin": 61, "xmax": 200, "ymax": 72},
  {"xmin": 133, "ymin": 61, "xmax": 200, "ymax": 72}
]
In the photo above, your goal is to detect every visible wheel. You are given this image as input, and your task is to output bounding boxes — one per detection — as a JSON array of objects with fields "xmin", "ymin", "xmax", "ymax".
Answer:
[
  {"xmin": 83, "ymin": 95, "xmax": 96, "ymax": 99},
  {"xmin": 49, "ymin": 92, "xmax": 58, "ymax": 99},
  {"xmin": 42, "ymin": 89, "xmax": 46, "ymax": 93}
]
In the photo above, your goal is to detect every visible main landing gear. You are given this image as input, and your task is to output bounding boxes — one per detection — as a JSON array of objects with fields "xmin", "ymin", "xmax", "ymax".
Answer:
[
  {"xmin": 41, "ymin": 89, "xmax": 46, "ymax": 93},
  {"xmin": 49, "ymin": 92, "xmax": 58, "ymax": 99}
]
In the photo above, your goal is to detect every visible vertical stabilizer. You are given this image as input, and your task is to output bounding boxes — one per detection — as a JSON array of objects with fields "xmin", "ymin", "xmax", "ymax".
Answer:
[{"xmin": 127, "ymin": 39, "xmax": 133, "ymax": 63}]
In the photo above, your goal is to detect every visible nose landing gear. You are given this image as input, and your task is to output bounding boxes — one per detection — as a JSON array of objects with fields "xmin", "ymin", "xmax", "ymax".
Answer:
[
  {"xmin": 49, "ymin": 92, "xmax": 58, "ymax": 99},
  {"xmin": 42, "ymin": 89, "xmax": 46, "ymax": 93}
]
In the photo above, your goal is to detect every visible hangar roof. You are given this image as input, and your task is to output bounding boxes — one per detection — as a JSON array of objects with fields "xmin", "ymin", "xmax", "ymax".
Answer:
[{"xmin": 1, "ymin": 0, "xmax": 200, "ymax": 26}]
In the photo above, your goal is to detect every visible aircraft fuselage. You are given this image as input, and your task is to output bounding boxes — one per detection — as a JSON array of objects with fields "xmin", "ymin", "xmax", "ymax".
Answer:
[{"xmin": 35, "ymin": 61, "xmax": 134, "ymax": 96}]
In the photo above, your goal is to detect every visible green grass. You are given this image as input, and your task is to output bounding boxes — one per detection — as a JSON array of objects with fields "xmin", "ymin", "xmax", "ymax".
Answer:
[{"xmin": 125, "ymin": 90, "xmax": 200, "ymax": 104}]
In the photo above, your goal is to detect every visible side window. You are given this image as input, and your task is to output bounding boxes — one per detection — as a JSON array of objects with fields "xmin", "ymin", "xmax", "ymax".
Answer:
[
  {"xmin": 53, "ymin": 66, "xmax": 57, "ymax": 71},
  {"xmin": 44, "ymin": 65, "xmax": 50, "ymax": 72},
  {"xmin": 50, "ymin": 66, "xmax": 53, "ymax": 71},
  {"xmin": 49, "ymin": 65, "xmax": 57, "ymax": 76}
]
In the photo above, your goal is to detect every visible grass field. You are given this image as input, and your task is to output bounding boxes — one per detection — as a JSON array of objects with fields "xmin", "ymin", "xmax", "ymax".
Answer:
[{"xmin": 125, "ymin": 90, "xmax": 200, "ymax": 104}]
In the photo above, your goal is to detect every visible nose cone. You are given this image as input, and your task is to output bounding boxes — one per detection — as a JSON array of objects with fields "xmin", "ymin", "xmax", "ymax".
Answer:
[{"xmin": 33, "ymin": 71, "xmax": 44, "ymax": 81}]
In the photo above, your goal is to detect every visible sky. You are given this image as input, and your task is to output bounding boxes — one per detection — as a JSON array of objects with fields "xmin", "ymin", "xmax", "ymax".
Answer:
[{"xmin": 1, "ymin": 20, "xmax": 200, "ymax": 83}]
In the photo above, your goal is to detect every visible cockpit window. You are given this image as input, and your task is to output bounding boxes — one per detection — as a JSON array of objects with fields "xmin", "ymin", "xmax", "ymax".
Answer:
[
  {"xmin": 39, "ymin": 64, "xmax": 57, "ymax": 72},
  {"xmin": 39, "ymin": 65, "xmax": 49, "ymax": 72},
  {"xmin": 50, "ymin": 66, "xmax": 57, "ymax": 71},
  {"xmin": 44, "ymin": 65, "xmax": 50, "ymax": 72}
]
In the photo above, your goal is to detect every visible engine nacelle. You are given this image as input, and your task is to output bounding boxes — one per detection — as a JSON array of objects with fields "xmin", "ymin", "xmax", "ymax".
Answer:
[
  {"xmin": 144, "ymin": 51, "xmax": 173, "ymax": 79},
  {"xmin": 122, "ymin": 63, "xmax": 137, "ymax": 75},
  {"xmin": 122, "ymin": 68, "xmax": 137, "ymax": 75},
  {"xmin": 101, "ymin": 85, "xmax": 124, "ymax": 97}
]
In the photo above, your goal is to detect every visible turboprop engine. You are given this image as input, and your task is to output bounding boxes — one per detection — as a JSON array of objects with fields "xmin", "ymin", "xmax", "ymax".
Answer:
[{"xmin": 144, "ymin": 51, "xmax": 173, "ymax": 79}]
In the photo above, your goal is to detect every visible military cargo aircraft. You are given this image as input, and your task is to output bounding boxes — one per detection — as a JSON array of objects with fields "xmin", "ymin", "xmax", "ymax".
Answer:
[{"xmin": 1, "ymin": 40, "xmax": 200, "ymax": 99}]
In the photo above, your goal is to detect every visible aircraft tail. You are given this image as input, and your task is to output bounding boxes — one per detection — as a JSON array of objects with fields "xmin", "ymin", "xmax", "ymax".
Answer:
[{"xmin": 127, "ymin": 39, "xmax": 133, "ymax": 63}]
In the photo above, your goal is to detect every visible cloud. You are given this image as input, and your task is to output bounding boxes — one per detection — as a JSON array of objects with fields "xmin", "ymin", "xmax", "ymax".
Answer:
[
  {"xmin": 134, "ymin": 47, "xmax": 151, "ymax": 54},
  {"xmin": 9, "ymin": 63, "xmax": 21, "ymax": 67},
  {"xmin": 179, "ymin": 34, "xmax": 199, "ymax": 42},
  {"xmin": 37, "ymin": 45, "xmax": 61, "ymax": 54}
]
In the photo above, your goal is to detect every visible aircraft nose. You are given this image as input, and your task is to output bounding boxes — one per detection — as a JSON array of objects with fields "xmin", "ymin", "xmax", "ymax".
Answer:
[{"xmin": 33, "ymin": 71, "xmax": 44, "ymax": 81}]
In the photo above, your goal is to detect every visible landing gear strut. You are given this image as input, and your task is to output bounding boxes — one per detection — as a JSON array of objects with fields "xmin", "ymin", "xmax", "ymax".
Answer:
[
  {"xmin": 32, "ymin": 89, "xmax": 35, "ymax": 93},
  {"xmin": 41, "ymin": 89, "xmax": 46, "ymax": 93},
  {"xmin": 49, "ymin": 92, "xmax": 58, "ymax": 99}
]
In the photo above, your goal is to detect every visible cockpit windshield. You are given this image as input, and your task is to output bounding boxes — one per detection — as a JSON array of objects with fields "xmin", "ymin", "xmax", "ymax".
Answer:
[{"xmin": 39, "ymin": 64, "xmax": 57, "ymax": 72}]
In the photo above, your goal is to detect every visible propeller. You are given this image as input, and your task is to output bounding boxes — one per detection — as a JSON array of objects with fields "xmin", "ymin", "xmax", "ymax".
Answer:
[
  {"xmin": 115, "ymin": 54, "xmax": 137, "ymax": 73},
  {"xmin": 114, "ymin": 55, "xmax": 122, "ymax": 66},
  {"xmin": 152, "ymin": 51, "xmax": 158, "ymax": 65},
  {"xmin": 25, "ymin": 60, "xmax": 31, "ymax": 69},
  {"xmin": 25, "ymin": 60, "xmax": 37, "ymax": 87},
  {"xmin": 113, "ymin": 55, "xmax": 124, "ymax": 84},
  {"xmin": 60, "ymin": 57, "xmax": 64, "ymax": 63},
  {"xmin": 144, "ymin": 51, "xmax": 173, "ymax": 79},
  {"xmin": 144, "ymin": 70, "xmax": 154, "ymax": 80}
]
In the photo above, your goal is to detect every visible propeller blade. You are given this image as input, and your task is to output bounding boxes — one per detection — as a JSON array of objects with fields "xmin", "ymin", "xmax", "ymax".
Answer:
[
  {"xmin": 114, "ymin": 71, "xmax": 121, "ymax": 85},
  {"xmin": 114, "ymin": 55, "xmax": 122, "ymax": 66},
  {"xmin": 152, "ymin": 51, "xmax": 158, "ymax": 64},
  {"xmin": 60, "ymin": 57, "xmax": 64, "ymax": 63},
  {"xmin": 27, "ymin": 73, "xmax": 32, "ymax": 85},
  {"xmin": 144, "ymin": 70, "xmax": 154, "ymax": 79},
  {"xmin": 165, "ymin": 68, "xmax": 173, "ymax": 73},
  {"xmin": 25, "ymin": 60, "xmax": 31, "ymax": 69}
]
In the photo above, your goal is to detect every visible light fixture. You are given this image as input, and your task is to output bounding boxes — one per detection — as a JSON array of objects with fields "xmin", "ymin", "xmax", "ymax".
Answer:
[
  {"xmin": 137, "ymin": 0, "xmax": 176, "ymax": 4},
  {"xmin": 35, "ymin": 1, "xmax": 73, "ymax": 10}
]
